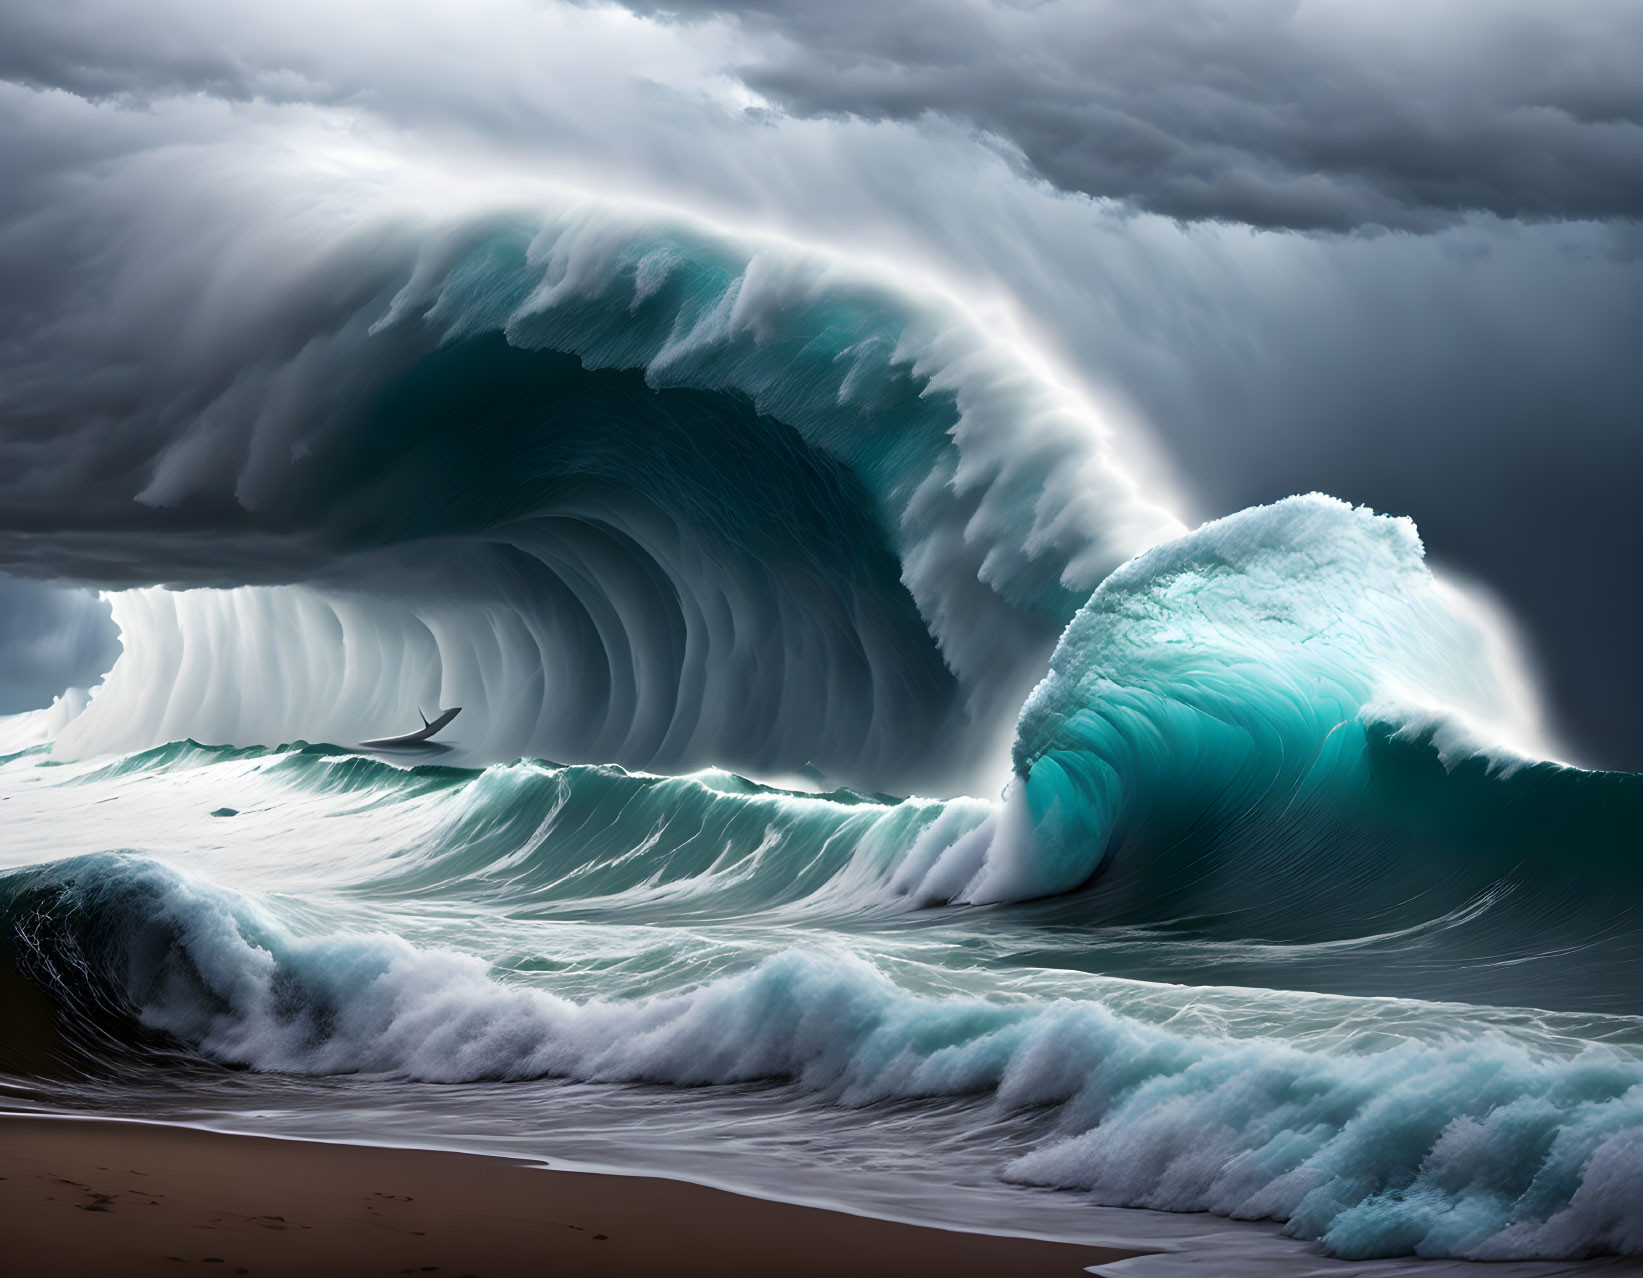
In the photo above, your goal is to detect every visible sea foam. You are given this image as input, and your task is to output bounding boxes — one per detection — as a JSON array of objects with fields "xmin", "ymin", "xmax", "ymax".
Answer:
[{"xmin": 5, "ymin": 850, "xmax": 1643, "ymax": 1262}]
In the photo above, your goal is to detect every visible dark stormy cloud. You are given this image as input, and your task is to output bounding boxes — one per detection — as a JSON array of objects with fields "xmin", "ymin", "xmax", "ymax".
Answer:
[
  {"xmin": 0, "ymin": 1, "xmax": 1636, "ymax": 765},
  {"xmin": 626, "ymin": 0, "xmax": 1643, "ymax": 233}
]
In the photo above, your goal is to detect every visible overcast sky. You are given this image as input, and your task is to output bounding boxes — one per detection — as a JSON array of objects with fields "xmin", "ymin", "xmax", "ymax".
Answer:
[{"xmin": 0, "ymin": 0, "xmax": 1638, "ymax": 765}]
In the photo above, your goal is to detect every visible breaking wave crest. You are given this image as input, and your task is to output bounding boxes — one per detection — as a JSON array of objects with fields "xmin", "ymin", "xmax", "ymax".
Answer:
[{"xmin": 4, "ymin": 850, "xmax": 1643, "ymax": 1262}]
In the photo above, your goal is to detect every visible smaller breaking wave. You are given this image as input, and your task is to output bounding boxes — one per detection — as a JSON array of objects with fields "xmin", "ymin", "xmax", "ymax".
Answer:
[
  {"xmin": 3, "ymin": 851, "xmax": 1642, "ymax": 1262},
  {"xmin": 333, "ymin": 756, "xmax": 986, "ymax": 919},
  {"xmin": 974, "ymin": 494, "xmax": 1568, "ymax": 900}
]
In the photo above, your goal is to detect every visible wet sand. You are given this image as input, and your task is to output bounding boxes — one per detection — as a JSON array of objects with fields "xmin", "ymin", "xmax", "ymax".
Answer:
[{"xmin": 0, "ymin": 1114, "xmax": 1138, "ymax": 1276}]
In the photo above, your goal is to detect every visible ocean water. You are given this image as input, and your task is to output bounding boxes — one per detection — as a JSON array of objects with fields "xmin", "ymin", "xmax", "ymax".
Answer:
[{"xmin": 3, "ymin": 209, "xmax": 1641, "ymax": 1275}]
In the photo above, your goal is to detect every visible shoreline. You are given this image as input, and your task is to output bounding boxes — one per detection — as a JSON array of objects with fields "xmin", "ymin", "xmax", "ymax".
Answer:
[{"xmin": 0, "ymin": 1113, "xmax": 1142, "ymax": 1276}]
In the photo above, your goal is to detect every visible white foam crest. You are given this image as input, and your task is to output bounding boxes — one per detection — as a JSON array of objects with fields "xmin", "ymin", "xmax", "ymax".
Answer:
[{"xmin": 74, "ymin": 859, "xmax": 1643, "ymax": 1262}]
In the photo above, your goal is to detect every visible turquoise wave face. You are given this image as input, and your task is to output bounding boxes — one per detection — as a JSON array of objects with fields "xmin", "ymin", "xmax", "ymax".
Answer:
[{"xmin": 991, "ymin": 496, "xmax": 1612, "ymax": 896}]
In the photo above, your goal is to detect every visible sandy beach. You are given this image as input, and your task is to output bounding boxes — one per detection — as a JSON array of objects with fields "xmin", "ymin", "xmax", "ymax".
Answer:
[{"xmin": 0, "ymin": 1114, "xmax": 1138, "ymax": 1277}]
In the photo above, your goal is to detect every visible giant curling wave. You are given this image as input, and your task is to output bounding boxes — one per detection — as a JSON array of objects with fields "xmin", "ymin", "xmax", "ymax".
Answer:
[
  {"xmin": 43, "ymin": 207, "xmax": 1181, "ymax": 794},
  {"xmin": 34, "ymin": 204, "xmax": 1618, "ymax": 918}
]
